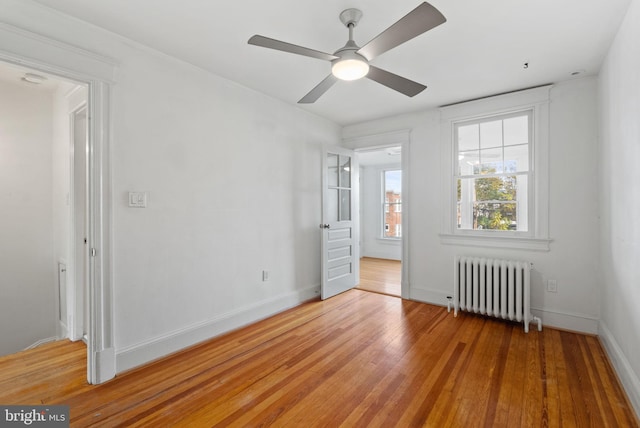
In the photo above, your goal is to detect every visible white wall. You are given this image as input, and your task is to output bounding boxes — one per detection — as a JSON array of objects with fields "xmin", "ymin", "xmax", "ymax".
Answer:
[
  {"xmin": 0, "ymin": 0, "xmax": 341, "ymax": 371},
  {"xmin": 344, "ymin": 77, "xmax": 601, "ymax": 334},
  {"xmin": 360, "ymin": 164, "xmax": 402, "ymax": 260},
  {"xmin": 598, "ymin": 0, "xmax": 640, "ymax": 415},
  {"xmin": 0, "ymin": 79, "xmax": 56, "ymax": 355}
]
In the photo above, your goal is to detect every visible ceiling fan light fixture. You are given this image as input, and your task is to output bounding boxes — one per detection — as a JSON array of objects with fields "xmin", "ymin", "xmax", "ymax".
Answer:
[
  {"xmin": 21, "ymin": 73, "xmax": 47, "ymax": 85},
  {"xmin": 331, "ymin": 54, "xmax": 369, "ymax": 81}
]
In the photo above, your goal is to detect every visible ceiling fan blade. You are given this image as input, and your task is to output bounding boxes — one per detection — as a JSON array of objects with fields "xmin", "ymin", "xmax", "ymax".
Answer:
[
  {"xmin": 357, "ymin": 2, "xmax": 446, "ymax": 60},
  {"xmin": 366, "ymin": 66, "xmax": 426, "ymax": 97},
  {"xmin": 248, "ymin": 35, "xmax": 338, "ymax": 61},
  {"xmin": 298, "ymin": 75, "xmax": 338, "ymax": 104}
]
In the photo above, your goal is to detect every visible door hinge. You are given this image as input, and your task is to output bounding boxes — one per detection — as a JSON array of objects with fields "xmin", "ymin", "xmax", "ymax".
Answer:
[{"xmin": 91, "ymin": 248, "xmax": 97, "ymax": 257}]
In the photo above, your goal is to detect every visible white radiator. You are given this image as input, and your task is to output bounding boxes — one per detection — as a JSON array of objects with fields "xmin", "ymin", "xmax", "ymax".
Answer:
[{"xmin": 452, "ymin": 256, "xmax": 542, "ymax": 333}]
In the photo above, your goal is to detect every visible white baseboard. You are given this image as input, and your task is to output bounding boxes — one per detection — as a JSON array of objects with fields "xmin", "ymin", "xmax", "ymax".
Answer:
[
  {"xmin": 599, "ymin": 321, "xmax": 640, "ymax": 418},
  {"xmin": 24, "ymin": 336, "xmax": 59, "ymax": 351},
  {"xmin": 362, "ymin": 251, "xmax": 401, "ymax": 261},
  {"xmin": 409, "ymin": 286, "xmax": 598, "ymax": 334},
  {"xmin": 530, "ymin": 307, "xmax": 599, "ymax": 334},
  {"xmin": 58, "ymin": 321, "xmax": 68, "ymax": 340},
  {"xmin": 115, "ymin": 285, "xmax": 320, "ymax": 373},
  {"xmin": 409, "ymin": 286, "xmax": 450, "ymax": 307},
  {"xmin": 95, "ymin": 347, "xmax": 116, "ymax": 384}
]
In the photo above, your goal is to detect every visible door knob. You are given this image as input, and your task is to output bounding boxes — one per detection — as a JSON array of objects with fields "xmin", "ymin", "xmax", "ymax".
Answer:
[{"xmin": 319, "ymin": 224, "xmax": 330, "ymax": 229}]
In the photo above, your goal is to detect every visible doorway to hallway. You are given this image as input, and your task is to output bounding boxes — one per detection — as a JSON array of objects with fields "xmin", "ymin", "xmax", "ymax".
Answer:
[
  {"xmin": 356, "ymin": 257, "xmax": 401, "ymax": 297},
  {"xmin": 356, "ymin": 146, "xmax": 403, "ymax": 298}
]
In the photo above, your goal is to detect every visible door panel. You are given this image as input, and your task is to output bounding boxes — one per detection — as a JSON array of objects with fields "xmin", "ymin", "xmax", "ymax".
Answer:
[{"xmin": 321, "ymin": 146, "xmax": 358, "ymax": 299}]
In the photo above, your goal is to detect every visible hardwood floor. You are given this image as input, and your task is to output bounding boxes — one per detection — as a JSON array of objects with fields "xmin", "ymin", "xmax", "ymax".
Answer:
[
  {"xmin": 1, "ymin": 290, "xmax": 637, "ymax": 427},
  {"xmin": 357, "ymin": 257, "xmax": 401, "ymax": 297}
]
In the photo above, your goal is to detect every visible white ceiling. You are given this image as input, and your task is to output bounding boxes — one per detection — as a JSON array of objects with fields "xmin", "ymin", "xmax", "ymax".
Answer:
[
  {"xmin": 358, "ymin": 147, "xmax": 402, "ymax": 167},
  {"xmin": 0, "ymin": 61, "xmax": 63, "ymax": 93},
  {"xmin": 28, "ymin": 0, "xmax": 631, "ymax": 125}
]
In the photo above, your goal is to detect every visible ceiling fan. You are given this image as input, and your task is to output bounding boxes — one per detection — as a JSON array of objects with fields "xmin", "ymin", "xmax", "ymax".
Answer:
[{"xmin": 248, "ymin": 2, "xmax": 446, "ymax": 104}]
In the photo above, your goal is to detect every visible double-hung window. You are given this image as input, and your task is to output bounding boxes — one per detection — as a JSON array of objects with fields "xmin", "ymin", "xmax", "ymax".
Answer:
[
  {"xmin": 456, "ymin": 111, "xmax": 531, "ymax": 232},
  {"xmin": 440, "ymin": 86, "xmax": 551, "ymax": 251}
]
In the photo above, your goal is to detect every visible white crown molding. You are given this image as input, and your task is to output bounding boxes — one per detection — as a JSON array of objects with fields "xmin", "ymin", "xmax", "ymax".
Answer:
[{"xmin": 0, "ymin": 22, "xmax": 118, "ymax": 83}]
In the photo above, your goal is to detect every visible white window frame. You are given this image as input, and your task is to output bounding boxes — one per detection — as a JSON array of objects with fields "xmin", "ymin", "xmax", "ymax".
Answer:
[
  {"xmin": 439, "ymin": 86, "xmax": 552, "ymax": 251},
  {"xmin": 455, "ymin": 109, "xmax": 532, "ymax": 234}
]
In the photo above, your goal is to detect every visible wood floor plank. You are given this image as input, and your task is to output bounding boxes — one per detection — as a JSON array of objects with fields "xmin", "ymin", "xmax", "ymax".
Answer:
[
  {"xmin": 0, "ymin": 289, "xmax": 637, "ymax": 427},
  {"xmin": 357, "ymin": 257, "xmax": 401, "ymax": 296}
]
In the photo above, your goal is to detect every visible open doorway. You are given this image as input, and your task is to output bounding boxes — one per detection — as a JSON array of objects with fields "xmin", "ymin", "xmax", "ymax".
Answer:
[
  {"xmin": 0, "ymin": 61, "xmax": 88, "ymax": 357},
  {"xmin": 355, "ymin": 147, "xmax": 402, "ymax": 297}
]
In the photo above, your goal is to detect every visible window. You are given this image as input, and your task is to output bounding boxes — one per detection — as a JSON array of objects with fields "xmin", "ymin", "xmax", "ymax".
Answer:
[
  {"xmin": 383, "ymin": 170, "xmax": 402, "ymax": 238},
  {"xmin": 439, "ymin": 86, "xmax": 551, "ymax": 251},
  {"xmin": 456, "ymin": 111, "xmax": 531, "ymax": 232}
]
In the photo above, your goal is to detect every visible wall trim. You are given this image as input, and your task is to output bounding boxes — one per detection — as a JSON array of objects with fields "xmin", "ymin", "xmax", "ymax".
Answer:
[
  {"xmin": 599, "ymin": 321, "xmax": 640, "ymax": 418},
  {"xmin": 409, "ymin": 286, "xmax": 599, "ymax": 334},
  {"xmin": 530, "ymin": 307, "xmax": 598, "ymax": 334},
  {"xmin": 362, "ymin": 251, "xmax": 401, "ymax": 261},
  {"xmin": 115, "ymin": 285, "xmax": 320, "ymax": 373},
  {"xmin": 24, "ymin": 336, "xmax": 60, "ymax": 351},
  {"xmin": 343, "ymin": 129, "xmax": 411, "ymax": 148},
  {"xmin": 0, "ymin": 23, "xmax": 117, "ymax": 83},
  {"xmin": 409, "ymin": 287, "xmax": 450, "ymax": 307},
  {"xmin": 439, "ymin": 234, "xmax": 552, "ymax": 251}
]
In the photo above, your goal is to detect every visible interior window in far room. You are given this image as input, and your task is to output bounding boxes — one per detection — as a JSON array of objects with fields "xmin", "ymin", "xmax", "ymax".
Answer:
[{"xmin": 383, "ymin": 170, "xmax": 402, "ymax": 238}]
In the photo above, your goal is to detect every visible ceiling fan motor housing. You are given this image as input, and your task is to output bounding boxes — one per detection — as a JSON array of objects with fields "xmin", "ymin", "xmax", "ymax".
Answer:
[{"xmin": 339, "ymin": 8, "xmax": 363, "ymax": 28}]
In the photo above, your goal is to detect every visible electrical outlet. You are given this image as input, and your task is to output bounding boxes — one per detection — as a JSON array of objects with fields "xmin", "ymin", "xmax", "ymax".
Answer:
[
  {"xmin": 547, "ymin": 279, "xmax": 557, "ymax": 293},
  {"xmin": 262, "ymin": 270, "xmax": 270, "ymax": 282}
]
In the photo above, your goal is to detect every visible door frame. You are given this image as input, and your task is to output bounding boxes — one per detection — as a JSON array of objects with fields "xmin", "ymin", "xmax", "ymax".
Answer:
[
  {"xmin": 344, "ymin": 130, "xmax": 410, "ymax": 299},
  {"xmin": 0, "ymin": 23, "xmax": 116, "ymax": 384}
]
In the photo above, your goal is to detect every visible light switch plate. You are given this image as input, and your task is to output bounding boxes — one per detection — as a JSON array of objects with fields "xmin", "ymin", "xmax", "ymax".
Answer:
[{"xmin": 128, "ymin": 192, "xmax": 148, "ymax": 208}]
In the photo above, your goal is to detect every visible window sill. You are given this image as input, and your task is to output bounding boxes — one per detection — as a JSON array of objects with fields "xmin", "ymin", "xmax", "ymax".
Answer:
[{"xmin": 439, "ymin": 233, "xmax": 551, "ymax": 251}]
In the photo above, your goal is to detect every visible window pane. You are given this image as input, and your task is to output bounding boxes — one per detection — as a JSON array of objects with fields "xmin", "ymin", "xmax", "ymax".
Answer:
[
  {"xmin": 475, "ymin": 175, "xmax": 517, "ymax": 202},
  {"xmin": 477, "ymin": 147, "xmax": 503, "ymax": 174},
  {"xmin": 504, "ymin": 115, "xmax": 528, "ymax": 146},
  {"xmin": 327, "ymin": 153, "xmax": 338, "ymax": 187},
  {"xmin": 480, "ymin": 120, "xmax": 502, "ymax": 149},
  {"xmin": 339, "ymin": 189, "xmax": 351, "ymax": 221},
  {"xmin": 457, "ymin": 175, "xmax": 523, "ymax": 231},
  {"xmin": 327, "ymin": 189, "xmax": 338, "ymax": 222},
  {"xmin": 339, "ymin": 155, "xmax": 351, "ymax": 188},
  {"xmin": 458, "ymin": 124, "xmax": 479, "ymax": 151},
  {"xmin": 385, "ymin": 210, "xmax": 402, "ymax": 238},
  {"xmin": 384, "ymin": 170, "xmax": 401, "ymax": 193},
  {"xmin": 504, "ymin": 144, "xmax": 529, "ymax": 172},
  {"xmin": 474, "ymin": 202, "xmax": 517, "ymax": 230},
  {"xmin": 458, "ymin": 150, "xmax": 479, "ymax": 175}
]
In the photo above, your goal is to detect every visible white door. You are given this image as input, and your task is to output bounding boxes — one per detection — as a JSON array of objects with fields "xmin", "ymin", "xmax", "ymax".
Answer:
[{"xmin": 321, "ymin": 146, "xmax": 359, "ymax": 299}]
